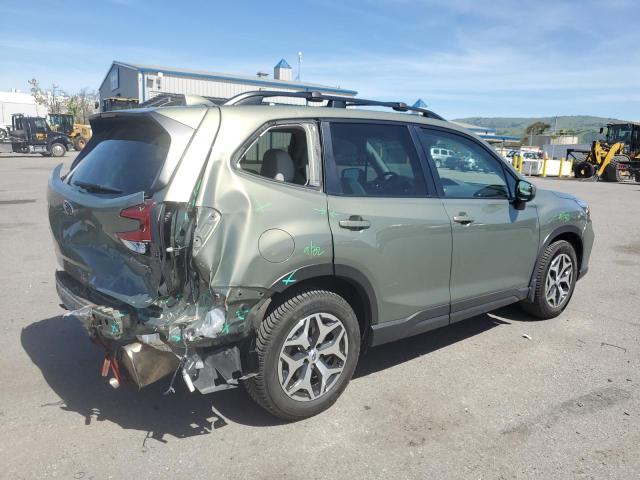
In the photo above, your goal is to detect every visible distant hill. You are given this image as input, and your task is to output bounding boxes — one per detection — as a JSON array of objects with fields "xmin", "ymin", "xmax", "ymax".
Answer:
[{"xmin": 452, "ymin": 115, "xmax": 625, "ymax": 143}]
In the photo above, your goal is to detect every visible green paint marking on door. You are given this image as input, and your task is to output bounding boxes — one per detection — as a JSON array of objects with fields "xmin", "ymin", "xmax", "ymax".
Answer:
[
  {"xmin": 313, "ymin": 207, "xmax": 339, "ymax": 218},
  {"xmin": 282, "ymin": 271, "xmax": 297, "ymax": 285},
  {"xmin": 304, "ymin": 240, "xmax": 325, "ymax": 257}
]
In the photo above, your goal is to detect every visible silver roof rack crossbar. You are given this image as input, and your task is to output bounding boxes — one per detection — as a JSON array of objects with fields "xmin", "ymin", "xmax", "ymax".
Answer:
[{"xmin": 223, "ymin": 90, "xmax": 445, "ymax": 120}]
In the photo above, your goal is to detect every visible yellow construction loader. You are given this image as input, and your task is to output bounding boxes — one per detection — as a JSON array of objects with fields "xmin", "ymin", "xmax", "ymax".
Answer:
[
  {"xmin": 47, "ymin": 113, "xmax": 92, "ymax": 150},
  {"xmin": 569, "ymin": 122, "xmax": 640, "ymax": 182}
]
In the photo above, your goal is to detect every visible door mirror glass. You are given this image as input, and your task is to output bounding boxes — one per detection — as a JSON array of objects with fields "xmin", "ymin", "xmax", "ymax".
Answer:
[
  {"xmin": 599, "ymin": 127, "xmax": 604, "ymax": 134},
  {"xmin": 515, "ymin": 179, "xmax": 536, "ymax": 202}
]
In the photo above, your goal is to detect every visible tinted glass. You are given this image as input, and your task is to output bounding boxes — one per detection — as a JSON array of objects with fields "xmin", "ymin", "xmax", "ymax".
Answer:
[
  {"xmin": 328, "ymin": 123, "xmax": 427, "ymax": 197},
  {"xmin": 34, "ymin": 118, "xmax": 47, "ymax": 131},
  {"xmin": 69, "ymin": 117, "xmax": 170, "ymax": 195},
  {"xmin": 419, "ymin": 128, "xmax": 510, "ymax": 199},
  {"xmin": 239, "ymin": 127, "xmax": 309, "ymax": 185}
]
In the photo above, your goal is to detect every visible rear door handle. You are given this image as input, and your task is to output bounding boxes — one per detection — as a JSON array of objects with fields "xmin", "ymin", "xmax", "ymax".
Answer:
[
  {"xmin": 339, "ymin": 215, "xmax": 371, "ymax": 231},
  {"xmin": 453, "ymin": 215, "xmax": 475, "ymax": 225}
]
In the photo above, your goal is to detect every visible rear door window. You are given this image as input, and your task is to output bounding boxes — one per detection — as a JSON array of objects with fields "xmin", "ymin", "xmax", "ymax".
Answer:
[
  {"xmin": 326, "ymin": 122, "xmax": 428, "ymax": 197},
  {"xmin": 68, "ymin": 117, "xmax": 170, "ymax": 195}
]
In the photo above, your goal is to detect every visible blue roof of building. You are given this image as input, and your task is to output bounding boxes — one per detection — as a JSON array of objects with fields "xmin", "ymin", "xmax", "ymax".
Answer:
[
  {"xmin": 275, "ymin": 58, "xmax": 291, "ymax": 69},
  {"xmin": 479, "ymin": 134, "xmax": 520, "ymax": 141},
  {"xmin": 412, "ymin": 99, "xmax": 428, "ymax": 108},
  {"xmin": 105, "ymin": 61, "xmax": 357, "ymax": 96}
]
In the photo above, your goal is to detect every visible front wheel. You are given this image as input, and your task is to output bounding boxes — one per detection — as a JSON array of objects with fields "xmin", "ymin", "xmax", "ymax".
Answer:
[
  {"xmin": 50, "ymin": 142, "xmax": 66, "ymax": 157},
  {"xmin": 521, "ymin": 240, "xmax": 578, "ymax": 319},
  {"xmin": 244, "ymin": 289, "xmax": 360, "ymax": 420},
  {"xmin": 573, "ymin": 161, "xmax": 595, "ymax": 178}
]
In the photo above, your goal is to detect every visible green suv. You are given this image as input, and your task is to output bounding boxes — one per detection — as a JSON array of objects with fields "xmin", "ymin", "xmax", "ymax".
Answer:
[{"xmin": 48, "ymin": 91, "xmax": 593, "ymax": 420}]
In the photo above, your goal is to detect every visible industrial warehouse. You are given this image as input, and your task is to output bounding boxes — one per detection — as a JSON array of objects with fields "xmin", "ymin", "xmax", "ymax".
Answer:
[{"xmin": 98, "ymin": 58, "xmax": 357, "ymax": 111}]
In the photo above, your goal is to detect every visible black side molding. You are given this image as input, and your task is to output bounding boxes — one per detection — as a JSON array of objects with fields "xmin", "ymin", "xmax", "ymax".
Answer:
[{"xmin": 369, "ymin": 305, "xmax": 449, "ymax": 347}]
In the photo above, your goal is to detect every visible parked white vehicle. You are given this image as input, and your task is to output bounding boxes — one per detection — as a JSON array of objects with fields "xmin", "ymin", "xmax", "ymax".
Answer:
[{"xmin": 430, "ymin": 147, "xmax": 455, "ymax": 167}]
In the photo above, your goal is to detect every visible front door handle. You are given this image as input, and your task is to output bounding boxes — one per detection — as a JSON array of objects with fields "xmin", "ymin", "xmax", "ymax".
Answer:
[
  {"xmin": 453, "ymin": 215, "xmax": 475, "ymax": 225},
  {"xmin": 339, "ymin": 215, "xmax": 371, "ymax": 231}
]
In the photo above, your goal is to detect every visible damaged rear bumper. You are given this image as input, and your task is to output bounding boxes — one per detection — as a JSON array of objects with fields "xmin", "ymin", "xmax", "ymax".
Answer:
[{"xmin": 56, "ymin": 270, "xmax": 265, "ymax": 394}]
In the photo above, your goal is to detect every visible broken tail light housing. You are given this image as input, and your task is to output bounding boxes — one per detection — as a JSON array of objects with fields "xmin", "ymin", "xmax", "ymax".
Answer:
[{"xmin": 116, "ymin": 200, "xmax": 155, "ymax": 254}]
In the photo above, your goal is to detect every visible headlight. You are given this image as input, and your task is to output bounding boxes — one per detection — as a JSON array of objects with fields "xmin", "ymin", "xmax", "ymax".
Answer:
[{"xmin": 574, "ymin": 198, "xmax": 590, "ymax": 219}]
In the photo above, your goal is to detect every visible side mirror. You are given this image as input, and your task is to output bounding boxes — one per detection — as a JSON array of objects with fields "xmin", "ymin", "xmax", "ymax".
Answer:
[
  {"xmin": 515, "ymin": 179, "xmax": 536, "ymax": 205},
  {"xmin": 341, "ymin": 167, "xmax": 361, "ymax": 180},
  {"xmin": 599, "ymin": 127, "xmax": 604, "ymax": 134}
]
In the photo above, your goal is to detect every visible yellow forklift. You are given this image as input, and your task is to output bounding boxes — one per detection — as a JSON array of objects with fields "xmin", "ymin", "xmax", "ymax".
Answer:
[{"xmin": 569, "ymin": 122, "xmax": 640, "ymax": 182}]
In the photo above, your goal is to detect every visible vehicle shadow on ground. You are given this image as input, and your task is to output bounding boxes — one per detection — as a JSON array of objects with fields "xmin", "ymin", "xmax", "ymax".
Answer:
[
  {"xmin": 22, "ymin": 306, "xmax": 529, "ymax": 439},
  {"xmin": 21, "ymin": 314, "xmax": 287, "ymax": 442},
  {"xmin": 354, "ymin": 308, "xmax": 520, "ymax": 379}
]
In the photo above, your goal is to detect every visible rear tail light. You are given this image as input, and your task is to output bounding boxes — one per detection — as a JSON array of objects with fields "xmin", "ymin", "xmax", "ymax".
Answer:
[{"xmin": 116, "ymin": 200, "xmax": 155, "ymax": 254}]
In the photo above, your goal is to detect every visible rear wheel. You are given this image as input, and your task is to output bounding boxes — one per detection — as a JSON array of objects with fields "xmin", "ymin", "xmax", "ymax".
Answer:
[
  {"xmin": 522, "ymin": 240, "xmax": 578, "ymax": 319},
  {"xmin": 50, "ymin": 142, "xmax": 66, "ymax": 157},
  {"xmin": 602, "ymin": 162, "xmax": 622, "ymax": 182},
  {"xmin": 244, "ymin": 288, "xmax": 360, "ymax": 420}
]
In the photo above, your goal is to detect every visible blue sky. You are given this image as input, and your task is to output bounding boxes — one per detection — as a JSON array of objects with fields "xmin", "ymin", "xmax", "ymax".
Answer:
[{"xmin": 1, "ymin": 0, "xmax": 639, "ymax": 119}]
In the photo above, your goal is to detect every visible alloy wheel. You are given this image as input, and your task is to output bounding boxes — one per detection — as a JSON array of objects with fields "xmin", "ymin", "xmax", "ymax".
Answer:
[
  {"xmin": 278, "ymin": 312, "xmax": 348, "ymax": 402},
  {"xmin": 545, "ymin": 253, "xmax": 573, "ymax": 308}
]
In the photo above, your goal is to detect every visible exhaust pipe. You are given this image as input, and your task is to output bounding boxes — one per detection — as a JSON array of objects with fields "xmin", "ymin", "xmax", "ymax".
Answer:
[{"xmin": 119, "ymin": 342, "xmax": 179, "ymax": 389}]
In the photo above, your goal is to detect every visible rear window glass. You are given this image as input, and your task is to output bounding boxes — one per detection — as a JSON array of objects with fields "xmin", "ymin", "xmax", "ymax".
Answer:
[{"xmin": 69, "ymin": 117, "xmax": 170, "ymax": 195}]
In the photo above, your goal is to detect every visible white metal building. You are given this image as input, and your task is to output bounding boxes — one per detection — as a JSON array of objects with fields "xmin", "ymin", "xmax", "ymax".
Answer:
[
  {"xmin": 98, "ymin": 59, "xmax": 357, "ymax": 110},
  {"xmin": 0, "ymin": 90, "xmax": 47, "ymax": 129}
]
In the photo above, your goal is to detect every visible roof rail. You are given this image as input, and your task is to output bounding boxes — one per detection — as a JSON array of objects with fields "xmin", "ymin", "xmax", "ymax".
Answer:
[
  {"xmin": 139, "ymin": 93, "xmax": 224, "ymax": 109},
  {"xmin": 223, "ymin": 90, "xmax": 445, "ymax": 120}
]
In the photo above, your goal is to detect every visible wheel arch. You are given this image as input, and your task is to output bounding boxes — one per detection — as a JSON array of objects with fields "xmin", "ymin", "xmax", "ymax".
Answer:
[
  {"xmin": 268, "ymin": 264, "xmax": 377, "ymax": 346},
  {"xmin": 544, "ymin": 226, "xmax": 584, "ymax": 272},
  {"xmin": 528, "ymin": 225, "xmax": 584, "ymax": 301},
  {"xmin": 48, "ymin": 136, "xmax": 69, "ymax": 150}
]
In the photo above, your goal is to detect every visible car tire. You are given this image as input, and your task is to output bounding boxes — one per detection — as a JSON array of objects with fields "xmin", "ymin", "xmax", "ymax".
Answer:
[
  {"xmin": 521, "ymin": 240, "xmax": 578, "ymax": 319},
  {"xmin": 50, "ymin": 142, "xmax": 66, "ymax": 157},
  {"xmin": 244, "ymin": 288, "xmax": 360, "ymax": 421}
]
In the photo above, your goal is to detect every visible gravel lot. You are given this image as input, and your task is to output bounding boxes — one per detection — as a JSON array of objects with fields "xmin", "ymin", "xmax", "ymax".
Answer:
[{"xmin": 1, "ymin": 151, "xmax": 638, "ymax": 479}]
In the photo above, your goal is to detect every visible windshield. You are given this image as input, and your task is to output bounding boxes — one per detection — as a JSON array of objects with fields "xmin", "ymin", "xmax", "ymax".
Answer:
[
  {"xmin": 49, "ymin": 114, "xmax": 73, "ymax": 133},
  {"xmin": 68, "ymin": 117, "xmax": 170, "ymax": 195},
  {"xmin": 606, "ymin": 124, "xmax": 632, "ymax": 144}
]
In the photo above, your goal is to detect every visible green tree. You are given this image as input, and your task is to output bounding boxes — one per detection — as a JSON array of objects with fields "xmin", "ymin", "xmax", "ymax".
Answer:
[
  {"xmin": 66, "ymin": 88, "xmax": 98, "ymax": 124},
  {"xmin": 28, "ymin": 78, "xmax": 98, "ymax": 122},
  {"xmin": 28, "ymin": 78, "xmax": 67, "ymax": 114}
]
